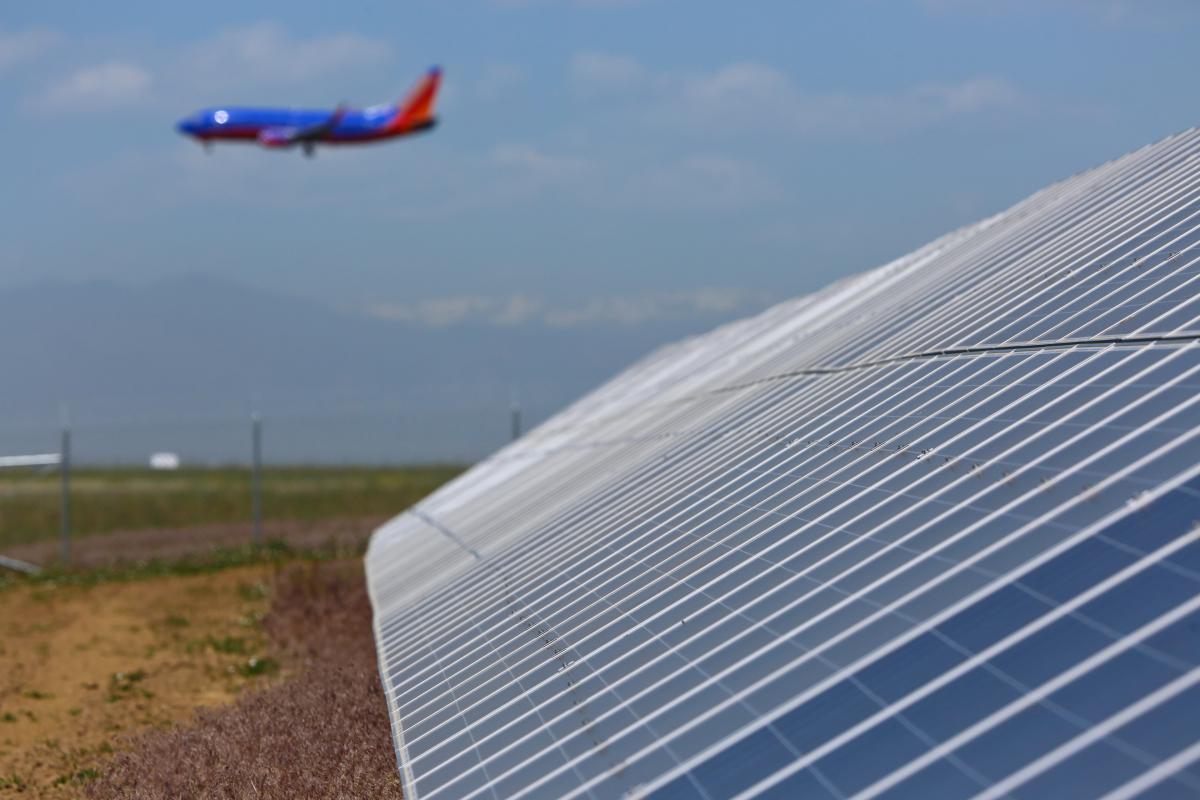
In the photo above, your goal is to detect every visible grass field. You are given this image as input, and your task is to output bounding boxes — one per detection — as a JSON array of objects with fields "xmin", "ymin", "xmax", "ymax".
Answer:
[
  {"xmin": 0, "ymin": 465, "xmax": 460, "ymax": 796},
  {"xmin": 0, "ymin": 465, "xmax": 462, "ymax": 549}
]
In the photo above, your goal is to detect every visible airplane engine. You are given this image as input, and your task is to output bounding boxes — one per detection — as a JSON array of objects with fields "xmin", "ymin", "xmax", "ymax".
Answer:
[{"xmin": 256, "ymin": 129, "xmax": 294, "ymax": 148}]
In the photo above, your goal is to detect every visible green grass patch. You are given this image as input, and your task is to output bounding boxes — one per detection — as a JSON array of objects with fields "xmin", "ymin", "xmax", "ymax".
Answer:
[
  {"xmin": 0, "ymin": 464, "xmax": 462, "ymax": 548},
  {"xmin": 0, "ymin": 537, "xmax": 358, "ymax": 592},
  {"xmin": 107, "ymin": 669, "xmax": 151, "ymax": 703},
  {"xmin": 206, "ymin": 635, "xmax": 249, "ymax": 655},
  {"xmin": 54, "ymin": 767, "xmax": 100, "ymax": 787},
  {"xmin": 0, "ymin": 774, "xmax": 26, "ymax": 790}
]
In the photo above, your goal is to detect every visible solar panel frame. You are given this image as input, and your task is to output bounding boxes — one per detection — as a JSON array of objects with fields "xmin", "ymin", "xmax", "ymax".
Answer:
[{"xmin": 367, "ymin": 128, "xmax": 1200, "ymax": 800}]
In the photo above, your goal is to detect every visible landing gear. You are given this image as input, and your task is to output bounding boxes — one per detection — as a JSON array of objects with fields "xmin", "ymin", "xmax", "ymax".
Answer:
[{"xmin": 302, "ymin": 141, "xmax": 315, "ymax": 158}]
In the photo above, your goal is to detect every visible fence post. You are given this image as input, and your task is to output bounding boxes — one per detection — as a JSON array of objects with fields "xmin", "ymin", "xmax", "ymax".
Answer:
[
  {"xmin": 510, "ymin": 388, "xmax": 522, "ymax": 442},
  {"xmin": 251, "ymin": 412, "xmax": 263, "ymax": 547},
  {"xmin": 60, "ymin": 423, "xmax": 71, "ymax": 565}
]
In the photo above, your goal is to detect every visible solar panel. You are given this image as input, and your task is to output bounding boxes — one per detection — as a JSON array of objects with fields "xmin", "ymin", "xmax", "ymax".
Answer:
[{"xmin": 366, "ymin": 127, "xmax": 1200, "ymax": 799}]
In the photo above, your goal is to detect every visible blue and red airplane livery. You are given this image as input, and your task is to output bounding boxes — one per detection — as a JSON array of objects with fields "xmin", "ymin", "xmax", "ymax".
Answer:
[{"xmin": 176, "ymin": 67, "xmax": 441, "ymax": 156}]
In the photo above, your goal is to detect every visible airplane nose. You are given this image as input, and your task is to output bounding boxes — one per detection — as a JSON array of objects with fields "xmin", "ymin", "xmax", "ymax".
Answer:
[{"xmin": 177, "ymin": 117, "xmax": 198, "ymax": 136}]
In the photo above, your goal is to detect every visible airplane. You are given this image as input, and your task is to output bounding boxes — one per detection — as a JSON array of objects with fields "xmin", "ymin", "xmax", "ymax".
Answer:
[{"xmin": 176, "ymin": 67, "xmax": 441, "ymax": 156}]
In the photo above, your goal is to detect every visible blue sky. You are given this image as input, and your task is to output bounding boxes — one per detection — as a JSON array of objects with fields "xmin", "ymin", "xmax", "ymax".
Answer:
[{"xmin": 3, "ymin": 0, "xmax": 1199, "ymax": 329}]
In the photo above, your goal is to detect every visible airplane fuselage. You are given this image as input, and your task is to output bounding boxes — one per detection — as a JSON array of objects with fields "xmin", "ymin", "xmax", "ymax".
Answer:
[
  {"xmin": 175, "ymin": 67, "xmax": 441, "ymax": 152},
  {"xmin": 176, "ymin": 104, "xmax": 435, "ymax": 145}
]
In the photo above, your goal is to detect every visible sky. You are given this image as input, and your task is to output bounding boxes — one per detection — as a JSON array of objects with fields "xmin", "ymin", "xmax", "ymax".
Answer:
[{"xmin": 3, "ymin": 0, "xmax": 1199, "ymax": 331}]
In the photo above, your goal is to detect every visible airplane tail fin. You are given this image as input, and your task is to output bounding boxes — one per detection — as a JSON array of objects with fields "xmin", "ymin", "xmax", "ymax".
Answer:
[{"xmin": 388, "ymin": 67, "xmax": 441, "ymax": 133}]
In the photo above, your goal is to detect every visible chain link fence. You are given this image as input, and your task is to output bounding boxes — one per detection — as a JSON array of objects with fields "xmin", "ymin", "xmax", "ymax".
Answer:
[{"xmin": 0, "ymin": 404, "xmax": 532, "ymax": 571}]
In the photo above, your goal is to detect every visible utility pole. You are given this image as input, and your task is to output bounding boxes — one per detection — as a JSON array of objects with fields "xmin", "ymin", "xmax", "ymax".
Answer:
[
  {"xmin": 510, "ymin": 391, "xmax": 522, "ymax": 442},
  {"xmin": 251, "ymin": 412, "xmax": 263, "ymax": 546}
]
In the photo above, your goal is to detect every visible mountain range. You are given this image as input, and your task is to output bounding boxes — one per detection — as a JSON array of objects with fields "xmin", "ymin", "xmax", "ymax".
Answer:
[{"xmin": 0, "ymin": 276, "xmax": 752, "ymax": 463}]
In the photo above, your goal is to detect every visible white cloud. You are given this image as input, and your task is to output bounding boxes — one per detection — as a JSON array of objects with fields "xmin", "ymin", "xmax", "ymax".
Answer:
[
  {"xmin": 628, "ymin": 155, "xmax": 781, "ymax": 210},
  {"xmin": 919, "ymin": 0, "xmax": 1199, "ymax": 25},
  {"xmin": 491, "ymin": 144, "xmax": 593, "ymax": 180},
  {"xmin": 660, "ymin": 62, "xmax": 1024, "ymax": 136},
  {"xmin": 363, "ymin": 288, "xmax": 772, "ymax": 328},
  {"xmin": 568, "ymin": 56, "xmax": 1025, "ymax": 141},
  {"xmin": 476, "ymin": 62, "xmax": 526, "ymax": 101},
  {"xmin": 25, "ymin": 23, "xmax": 394, "ymax": 114},
  {"xmin": 365, "ymin": 294, "xmax": 544, "ymax": 327},
  {"xmin": 488, "ymin": 0, "xmax": 649, "ymax": 7},
  {"xmin": 543, "ymin": 288, "xmax": 770, "ymax": 327},
  {"xmin": 570, "ymin": 51, "xmax": 644, "ymax": 91},
  {"xmin": 175, "ymin": 22, "xmax": 392, "ymax": 93},
  {"xmin": 675, "ymin": 62, "xmax": 792, "ymax": 110},
  {"xmin": 37, "ymin": 62, "xmax": 152, "ymax": 111},
  {"xmin": 0, "ymin": 28, "xmax": 59, "ymax": 72},
  {"xmin": 920, "ymin": 76, "xmax": 1023, "ymax": 113},
  {"xmin": 57, "ymin": 139, "xmax": 410, "ymax": 219}
]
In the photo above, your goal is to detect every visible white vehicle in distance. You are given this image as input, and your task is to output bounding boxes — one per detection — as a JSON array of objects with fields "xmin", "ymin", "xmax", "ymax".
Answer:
[{"xmin": 148, "ymin": 452, "xmax": 181, "ymax": 471}]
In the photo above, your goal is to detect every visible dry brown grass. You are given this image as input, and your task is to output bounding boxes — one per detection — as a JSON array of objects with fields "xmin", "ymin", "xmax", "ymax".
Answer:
[
  {"xmin": 86, "ymin": 562, "xmax": 402, "ymax": 800},
  {"xmin": 4, "ymin": 515, "xmax": 389, "ymax": 571}
]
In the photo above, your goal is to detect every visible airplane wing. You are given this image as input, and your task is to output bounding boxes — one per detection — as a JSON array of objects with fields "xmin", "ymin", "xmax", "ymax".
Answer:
[{"xmin": 257, "ymin": 105, "xmax": 348, "ymax": 149}]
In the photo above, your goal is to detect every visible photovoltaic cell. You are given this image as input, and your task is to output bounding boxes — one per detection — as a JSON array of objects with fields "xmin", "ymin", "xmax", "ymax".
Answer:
[{"xmin": 366, "ymin": 127, "xmax": 1200, "ymax": 799}]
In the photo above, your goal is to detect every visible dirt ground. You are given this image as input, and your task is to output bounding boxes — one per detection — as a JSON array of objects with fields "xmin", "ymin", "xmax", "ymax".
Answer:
[
  {"xmin": 2, "ymin": 516, "xmax": 388, "ymax": 570},
  {"xmin": 0, "ymin": 565, "xmax": 280, "ymax": 797},
  {"xmin": 86, "ymin": 562, "xmax": 402, "ymax": 800}
]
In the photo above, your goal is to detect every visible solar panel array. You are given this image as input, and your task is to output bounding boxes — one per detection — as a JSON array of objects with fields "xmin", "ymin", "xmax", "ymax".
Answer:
[{"xmin": 366, "ymin": 128, "xmax": 1200, "ymax": 799}]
